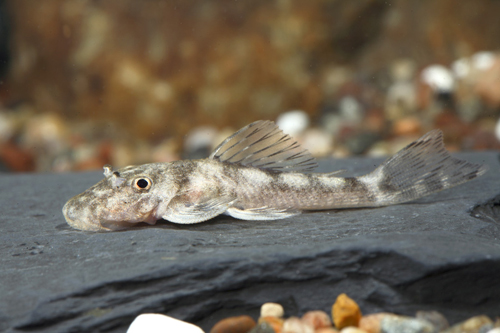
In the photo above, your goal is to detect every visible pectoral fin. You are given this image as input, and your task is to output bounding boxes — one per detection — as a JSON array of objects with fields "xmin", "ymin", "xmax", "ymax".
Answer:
[
  {"xmin": 163, "ymin": 196, "xmax": 236, "ymax": 224},
  {"xmin": 225, "ymin": 206, "xmax": 301, "ymax": 220}
]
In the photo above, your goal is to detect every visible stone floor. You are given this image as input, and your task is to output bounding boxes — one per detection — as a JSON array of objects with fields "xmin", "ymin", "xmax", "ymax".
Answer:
[{"xmin": 0, "ymin": 153, "xmax": 499, "ymax": 332}]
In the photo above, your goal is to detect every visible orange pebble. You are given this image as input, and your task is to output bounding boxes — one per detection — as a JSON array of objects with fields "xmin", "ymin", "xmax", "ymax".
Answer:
[
  {"xmin": 210, "ymin": 315, "xmax": 256, "ymax": 333},
  {"xmin": 331, "ymin": 294, "xmax": 362, "ymax": 330},
  {"xmin": 393, "ymin": 116, "xmax": 422, "ymax": 136}
]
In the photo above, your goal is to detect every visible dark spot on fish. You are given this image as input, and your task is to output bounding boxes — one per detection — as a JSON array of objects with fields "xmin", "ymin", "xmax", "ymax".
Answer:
[
  {"xmin": 343, "ymin": 177, "xmax": 376, "ymax": 202},
  {"xmin": 377, "ymin": 170, "xmax": 399, "ymax": 194}
]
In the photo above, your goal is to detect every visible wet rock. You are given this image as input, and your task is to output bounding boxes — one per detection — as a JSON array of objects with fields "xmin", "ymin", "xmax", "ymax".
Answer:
[
  {"xmin": 332, "ymin": 294, "xmax": 362, "ymax": 330},
  {"xmin": 127, "ymin": 313, "xmax": 204, "ymax": 333},
  {"xmin": 2, "ymin": 153, "xmax": 500, "ymax": 332},
  {"xmin": 301, "ymin": 310, "xmax": 331, "ymax": 330},
  {"xmin": 210, "ymin": 315, "xmax": 256, "ymax": 333},
  {"xmin": 261, "ymin": 303, "xmax": 285, "ymax": 318}
]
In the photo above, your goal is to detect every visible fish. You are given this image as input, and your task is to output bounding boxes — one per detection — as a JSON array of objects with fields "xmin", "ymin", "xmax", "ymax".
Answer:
[{"xmin": 63, "ymin": 120, "xmax": 488, "ymax": 231}]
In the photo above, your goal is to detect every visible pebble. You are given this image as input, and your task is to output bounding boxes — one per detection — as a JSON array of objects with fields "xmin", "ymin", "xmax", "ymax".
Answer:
[
  {"xmin": 332, "ymin": 294, "xmax": 362, "ymax": 330},
  {"xmin": 486, "ymin": 329, "xmax": 500, "ymax": 333},
  {"xmin": 210, "ymin": 315, "xmax": 256, "ymax": 333},
  {"xmin": 421, "ymin": 64, "xmax": 455, "ymax": 93},
  {"xmin": 442, "ymin": 315, "xmax": 493, "ymax": 333},
  {"xmin": 282, "ymin": 317, "xmax": 314, "ymax": 333},
  {"xmin": 392, "ymin": 116, "xmax": 422, "ymax": 136},
  {"xmin": 301, "ymin": 310, "xmax": 332, "ymax": 330},
  {"xmin": 259, "ymin": 316, "xmax": 284, "ymax": 333},
  {"xmin": 249, "ymin": 322, "xmax": 276, "ymax": 333},
  {"xmin": 315, "ymin": 328, "xmax": 340, "ymax": 333},
  {"xmin": 261, "ymin": 303, "xmax": 285, "ymax": 318},
  {"xmin": 475, "ymin": 56, "xmax": 500, "ymax": 107},
  {"xmin": 276, "ymin": 110, "xmax": 310, "ymax": 136},
  {"xmin": 415, "ymin": 311, "xmax": 449, "ymax": 332},
  {"xmin": 380, "ymin": 315, "xmax": 435, "ymax": 333},
  {"xmin": 340, "ymin": 328, "xmax": 368, "ymax": 333},
  {"xmin": 127, "ymin": 313, "xmax": 204, "ymax": 333},
  {"xmin": 300, "ymin": 129, "xmax": 334, "ymax": 156},
  {"xmin": 358, "ymin": 313, "xmax": 396, "ymax": 333}
]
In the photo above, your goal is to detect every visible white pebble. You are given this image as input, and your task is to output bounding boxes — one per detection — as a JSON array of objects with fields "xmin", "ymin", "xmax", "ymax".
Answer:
[
  {"xmin": 421, "ymin": 64, "xmax": 455, "ymax": 92},
  {"xmin": 276, "ymin": 110, "xmax": 310, "ymax": 136},
  {"xmin": 472, "ymin": 51, "xmax": 496, "ymax": 71},
  {"xmin": 260, "ymin": 302, "xmax": 284, "ymax": 318},
  {"xmin": 487, "ymin": 328, "xmax": 500, "ymax": 333},
  {"xmin": 127, "ymin": 313, "xmax": 205, "ymax": 333}
]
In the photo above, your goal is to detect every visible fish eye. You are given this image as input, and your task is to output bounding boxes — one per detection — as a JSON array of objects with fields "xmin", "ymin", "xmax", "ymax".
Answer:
[{"xmin": 133, "ymin": 177, "xmax": 152, "ymax": 191}]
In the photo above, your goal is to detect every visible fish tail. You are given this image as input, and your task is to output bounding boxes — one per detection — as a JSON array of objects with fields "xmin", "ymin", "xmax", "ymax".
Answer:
[{"xmin": 362, "ymin": 130, "xmax": 488, "ymax": 206}]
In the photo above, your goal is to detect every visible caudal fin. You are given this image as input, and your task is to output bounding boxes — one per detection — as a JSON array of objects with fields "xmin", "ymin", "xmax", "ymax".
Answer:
[{"xmin": 364, "ymin": 130, "xmax": 488, "ymax": 206}]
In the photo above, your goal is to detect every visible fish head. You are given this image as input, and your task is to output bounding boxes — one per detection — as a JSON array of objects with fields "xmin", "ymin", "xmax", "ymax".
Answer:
[{"xmin": 63, "ymin": 164, "xmax": 175, "ymax": 231}]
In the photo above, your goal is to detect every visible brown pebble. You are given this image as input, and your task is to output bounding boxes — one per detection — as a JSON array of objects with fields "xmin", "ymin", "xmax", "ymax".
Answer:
[
  {"xmin": 259, "ymin": 316, "xmax": 284, "ymax": 333},
  {"xmin": 302, "ymin": 311, "xmax": 332, "ymax": 329},
  {"xmin": 358, "ymin": 313, "xmax": 395, "ymax": 333},
  {"xmin": 332, "ymin": 294, "xmax": 362, "ymax": 330},
  {"xmin": 210, "ymin": 315, "xmax": 256, "ymax": 333},
  {"xmin": 0, "ymin": 141, "xmax": 35, "ymax": 172},
  {"xmin": 392, "ymin": 116, "xmax": 422, "ymax": 136},
  {"xmin": 443, "ymin": 315, "xmax": 493, "ymax": 333}
]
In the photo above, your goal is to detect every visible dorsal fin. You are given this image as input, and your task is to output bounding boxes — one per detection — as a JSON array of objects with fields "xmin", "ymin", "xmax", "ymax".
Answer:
[{"xmin": 209, "ymin": 120, "xmax": 317, "ymax": 173}]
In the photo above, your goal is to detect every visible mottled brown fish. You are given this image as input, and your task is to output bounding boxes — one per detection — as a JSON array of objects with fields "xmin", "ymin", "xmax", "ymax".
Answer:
[{"xmin": 63, "ymin": 120, "xmax": 488, "ymax": 231}]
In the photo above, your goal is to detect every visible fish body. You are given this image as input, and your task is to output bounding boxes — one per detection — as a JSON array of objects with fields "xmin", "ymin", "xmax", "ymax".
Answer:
[{"xmin": 63, "ymin": 120, "xmax": 488, "ymax": 231}]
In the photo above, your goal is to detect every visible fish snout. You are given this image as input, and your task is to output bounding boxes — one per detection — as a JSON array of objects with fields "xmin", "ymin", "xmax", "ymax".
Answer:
[{"xmin": 62, "ymin": 196, "xmax": 103, "ymax": 231}]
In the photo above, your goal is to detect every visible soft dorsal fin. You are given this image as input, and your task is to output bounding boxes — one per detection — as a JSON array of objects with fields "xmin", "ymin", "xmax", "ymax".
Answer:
[{"xmin": 209, "ymin": 120, "xmax": 317, "ymax": 173}]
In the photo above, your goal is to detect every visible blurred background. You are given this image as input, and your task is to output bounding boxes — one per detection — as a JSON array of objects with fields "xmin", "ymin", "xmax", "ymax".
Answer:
[{"xmin": 1, "ymin": 0, "xmax": 500, "ymax": 172}]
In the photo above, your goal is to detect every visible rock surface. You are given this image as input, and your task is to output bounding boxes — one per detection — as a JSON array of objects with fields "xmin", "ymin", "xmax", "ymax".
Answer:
[{"xmin": 0, "ymin": 153, "xmax": 499, "ymax": 333}]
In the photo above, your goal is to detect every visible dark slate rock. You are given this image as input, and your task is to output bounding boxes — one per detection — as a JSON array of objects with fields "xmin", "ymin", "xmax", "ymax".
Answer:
[{"xmin": 0, "ymin": 153, "xmax": 499, "ymax": 333}]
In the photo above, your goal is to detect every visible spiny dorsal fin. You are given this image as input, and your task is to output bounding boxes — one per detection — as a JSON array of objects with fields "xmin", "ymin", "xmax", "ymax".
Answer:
[{"xmin": 209, "ymin": 120, "xmax": 317, "ymax": 173}]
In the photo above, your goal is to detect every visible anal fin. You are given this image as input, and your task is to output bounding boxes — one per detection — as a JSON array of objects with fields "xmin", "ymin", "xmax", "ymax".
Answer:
[{"xmin": 225, "ymin": 206, "xmax": 301, "ymax": 221}]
